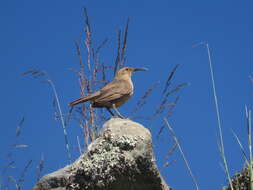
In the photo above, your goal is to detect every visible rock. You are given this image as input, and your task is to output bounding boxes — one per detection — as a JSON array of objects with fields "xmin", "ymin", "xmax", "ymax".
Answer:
[
  {"xmin": 223, "ymin": 167, "xmax": 250, "ymax": 190},
  {"xmin": 33, "ymin": 118, "xmax": 171, "ymax": 190}
]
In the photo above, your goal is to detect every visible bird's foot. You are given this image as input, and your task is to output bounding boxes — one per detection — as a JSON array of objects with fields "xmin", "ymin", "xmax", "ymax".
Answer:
[
  {"xmin": 111, "ymin": 115, "xmax": 126, "ymax": 119},
  {"xmin": 112, "ymin": 104, "xmax": 126, "ymax": 119}
]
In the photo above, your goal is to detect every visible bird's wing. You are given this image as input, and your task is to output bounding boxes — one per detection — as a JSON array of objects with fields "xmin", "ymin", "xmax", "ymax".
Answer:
[
  {"xmin": 94, "ymin": 80, "xmax": 132, "ymax": 102},
  {"xmin": 69, "ymin": 91, "xmax": 101, "ymax": 106}
]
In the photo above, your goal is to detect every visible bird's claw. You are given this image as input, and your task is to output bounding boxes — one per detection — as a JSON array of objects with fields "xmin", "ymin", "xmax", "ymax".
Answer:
[{"xmin": 111, "ymin": 115, "xmax": 126, "ymax": 119}]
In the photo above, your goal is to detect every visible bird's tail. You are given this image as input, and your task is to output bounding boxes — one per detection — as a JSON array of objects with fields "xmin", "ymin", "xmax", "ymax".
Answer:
[{"xmin": 69, "ymin": 91, "xmax": 100, "ymax": 107}]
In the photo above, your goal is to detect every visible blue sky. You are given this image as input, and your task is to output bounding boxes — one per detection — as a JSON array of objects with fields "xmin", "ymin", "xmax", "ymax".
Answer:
[{"xmin": 1, "ymin": 0, "xmax": 253, "ymax": 189}]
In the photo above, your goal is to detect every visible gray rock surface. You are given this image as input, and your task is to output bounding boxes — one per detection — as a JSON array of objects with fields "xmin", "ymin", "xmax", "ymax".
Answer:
[{"xmin": 33, "ymin": 118, "xmax": 171, "ymax": 190}]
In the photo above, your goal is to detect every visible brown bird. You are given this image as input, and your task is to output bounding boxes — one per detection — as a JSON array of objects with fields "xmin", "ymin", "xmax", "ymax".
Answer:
[{"xmin": 69, "ymin": 67, "xmax": 148, "ymax": 118}]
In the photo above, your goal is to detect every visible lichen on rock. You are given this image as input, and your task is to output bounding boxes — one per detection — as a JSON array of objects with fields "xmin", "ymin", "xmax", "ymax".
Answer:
[{"xmin": 33, "ymin": 118, "xmax": 170, "ymax": 190}]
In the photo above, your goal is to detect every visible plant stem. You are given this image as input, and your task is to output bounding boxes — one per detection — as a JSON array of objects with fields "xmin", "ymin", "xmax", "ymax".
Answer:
[
  {"xmin": 164, "ymin": 118, "xmax": 200, "ymax": 190},
  {"xmin": 48, "ymin": 80, "xmax": 72, "ymax": 163},
  {"xmin": 205, "ymin": 43, "xmax": 233, "ymax": 190},
  {"xmin": 246, "ymin": 107, "xmax": 253, "ymax": 190}
]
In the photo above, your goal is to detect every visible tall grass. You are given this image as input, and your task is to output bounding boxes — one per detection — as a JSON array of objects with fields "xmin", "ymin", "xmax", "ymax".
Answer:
[
  {"xmin": 194, "ymin": 42, "xmax": 233, "ymax": 189},
  {"xmin": 22, "ymin": 70, "xmax": 72, "ymax": 163},
  {"xmin": 0, "ymin": 117, "xmax": 34, "ymax": 190},
  {"xmin": 164, "ymin": 118, "xmax": 200, "ymax": 190},
  {"xmin": 69, "ymin": 8, "xmax": 130, "ymax": 148},
  {"xmin": 246, "ymin": 107, "xmax": 253, "ymax": 190}
]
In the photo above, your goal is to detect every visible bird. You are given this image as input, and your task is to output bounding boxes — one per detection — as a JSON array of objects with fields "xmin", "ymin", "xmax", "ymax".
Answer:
[{"xmin": 69, "ymin": 67, "xmax": 148, "ymax": 118}]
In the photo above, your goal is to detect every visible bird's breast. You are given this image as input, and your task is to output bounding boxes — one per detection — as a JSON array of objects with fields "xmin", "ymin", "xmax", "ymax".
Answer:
[{"xmin": 128, "ymin": 78, "xmax": 134, "ymax": 95}]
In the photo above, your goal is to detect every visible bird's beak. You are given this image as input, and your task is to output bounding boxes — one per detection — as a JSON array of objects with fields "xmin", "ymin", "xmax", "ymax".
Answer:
[{"xmin": 133, "ymin": 67, "xmax": 148, "ymax": 72}]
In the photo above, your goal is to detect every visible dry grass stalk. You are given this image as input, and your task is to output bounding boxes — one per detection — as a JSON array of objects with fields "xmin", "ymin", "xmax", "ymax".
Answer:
[
  {"xmin": 1, "ymin": 118, "xmax": 34, "ymax": 190},
  {"xmin": 70, "ymin": 12, "xmax": 132, "ymax": 149},
  {"xmin": 22, "ymin": 70, "xmax": 72, "ymax": 163},
  {"xmin": 114, "ymin": 18, "xmax": 129, "ymax": 76},
  {"xmin": 157, "ymin": 96, "xmax": 180, "ymax": 137},
  {"xmin": 163, "ymin": 142, "xmax": 177, "ymax": 167},
  {"xmin": 194, "ymin": 42, "xmax": 233, "ymax": 190},
  {"xmin": 120, "ymin": 18, "xmax": 130, "ymax": 67},
  {"xmin": 84, "ymin": 8, "xmax": 92, "ymax": 72},
  {"xmin": 162, "ymin": 64, "xmax": 180, "ymax": 95},
  {"xmin": 15, "ymin": 116, "xmax": 25, "ymax": 137},
  {"xmin": 77, "ymin": 136, "xmax": 82, "ymax": 155},
  {"xmin": 16, "ymin": 160, "xmax": 33, "ymax": 189},
  {"xmin": 36, "ymin": 154, "xmax": 44, "ymax": 183},
  {"xmin": 164, "ymin": 118, "xmax": 200, "ymax": 190},
  {"xmin": 114, "ymin": 30, "xmax": 121, "ymax": 76},
  {"xmin": 131, "ymin": 81, "xmax": 160, "ymax": 116},
  {"xmin": 130, "ymin": 64, "xmax": 185, "ymax": 122},
  {"xmin": 70, "ymin": 8, "xmax": 114, "ymax": 148}
]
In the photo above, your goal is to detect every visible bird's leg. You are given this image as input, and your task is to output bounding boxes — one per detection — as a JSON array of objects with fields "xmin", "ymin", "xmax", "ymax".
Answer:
[
  {"xmin": 106, "ymin": 108, "xmax": 115, "ymax": 116},
  {"xmin": 112, "ymin": 104, "xmax": 125, "ymax": 119}
]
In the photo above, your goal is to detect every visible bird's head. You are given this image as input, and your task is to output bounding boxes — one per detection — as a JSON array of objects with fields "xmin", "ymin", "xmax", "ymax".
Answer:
[{"xmin": 115, "ymin": 67, "xmax": 148, "ymax": 80}]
